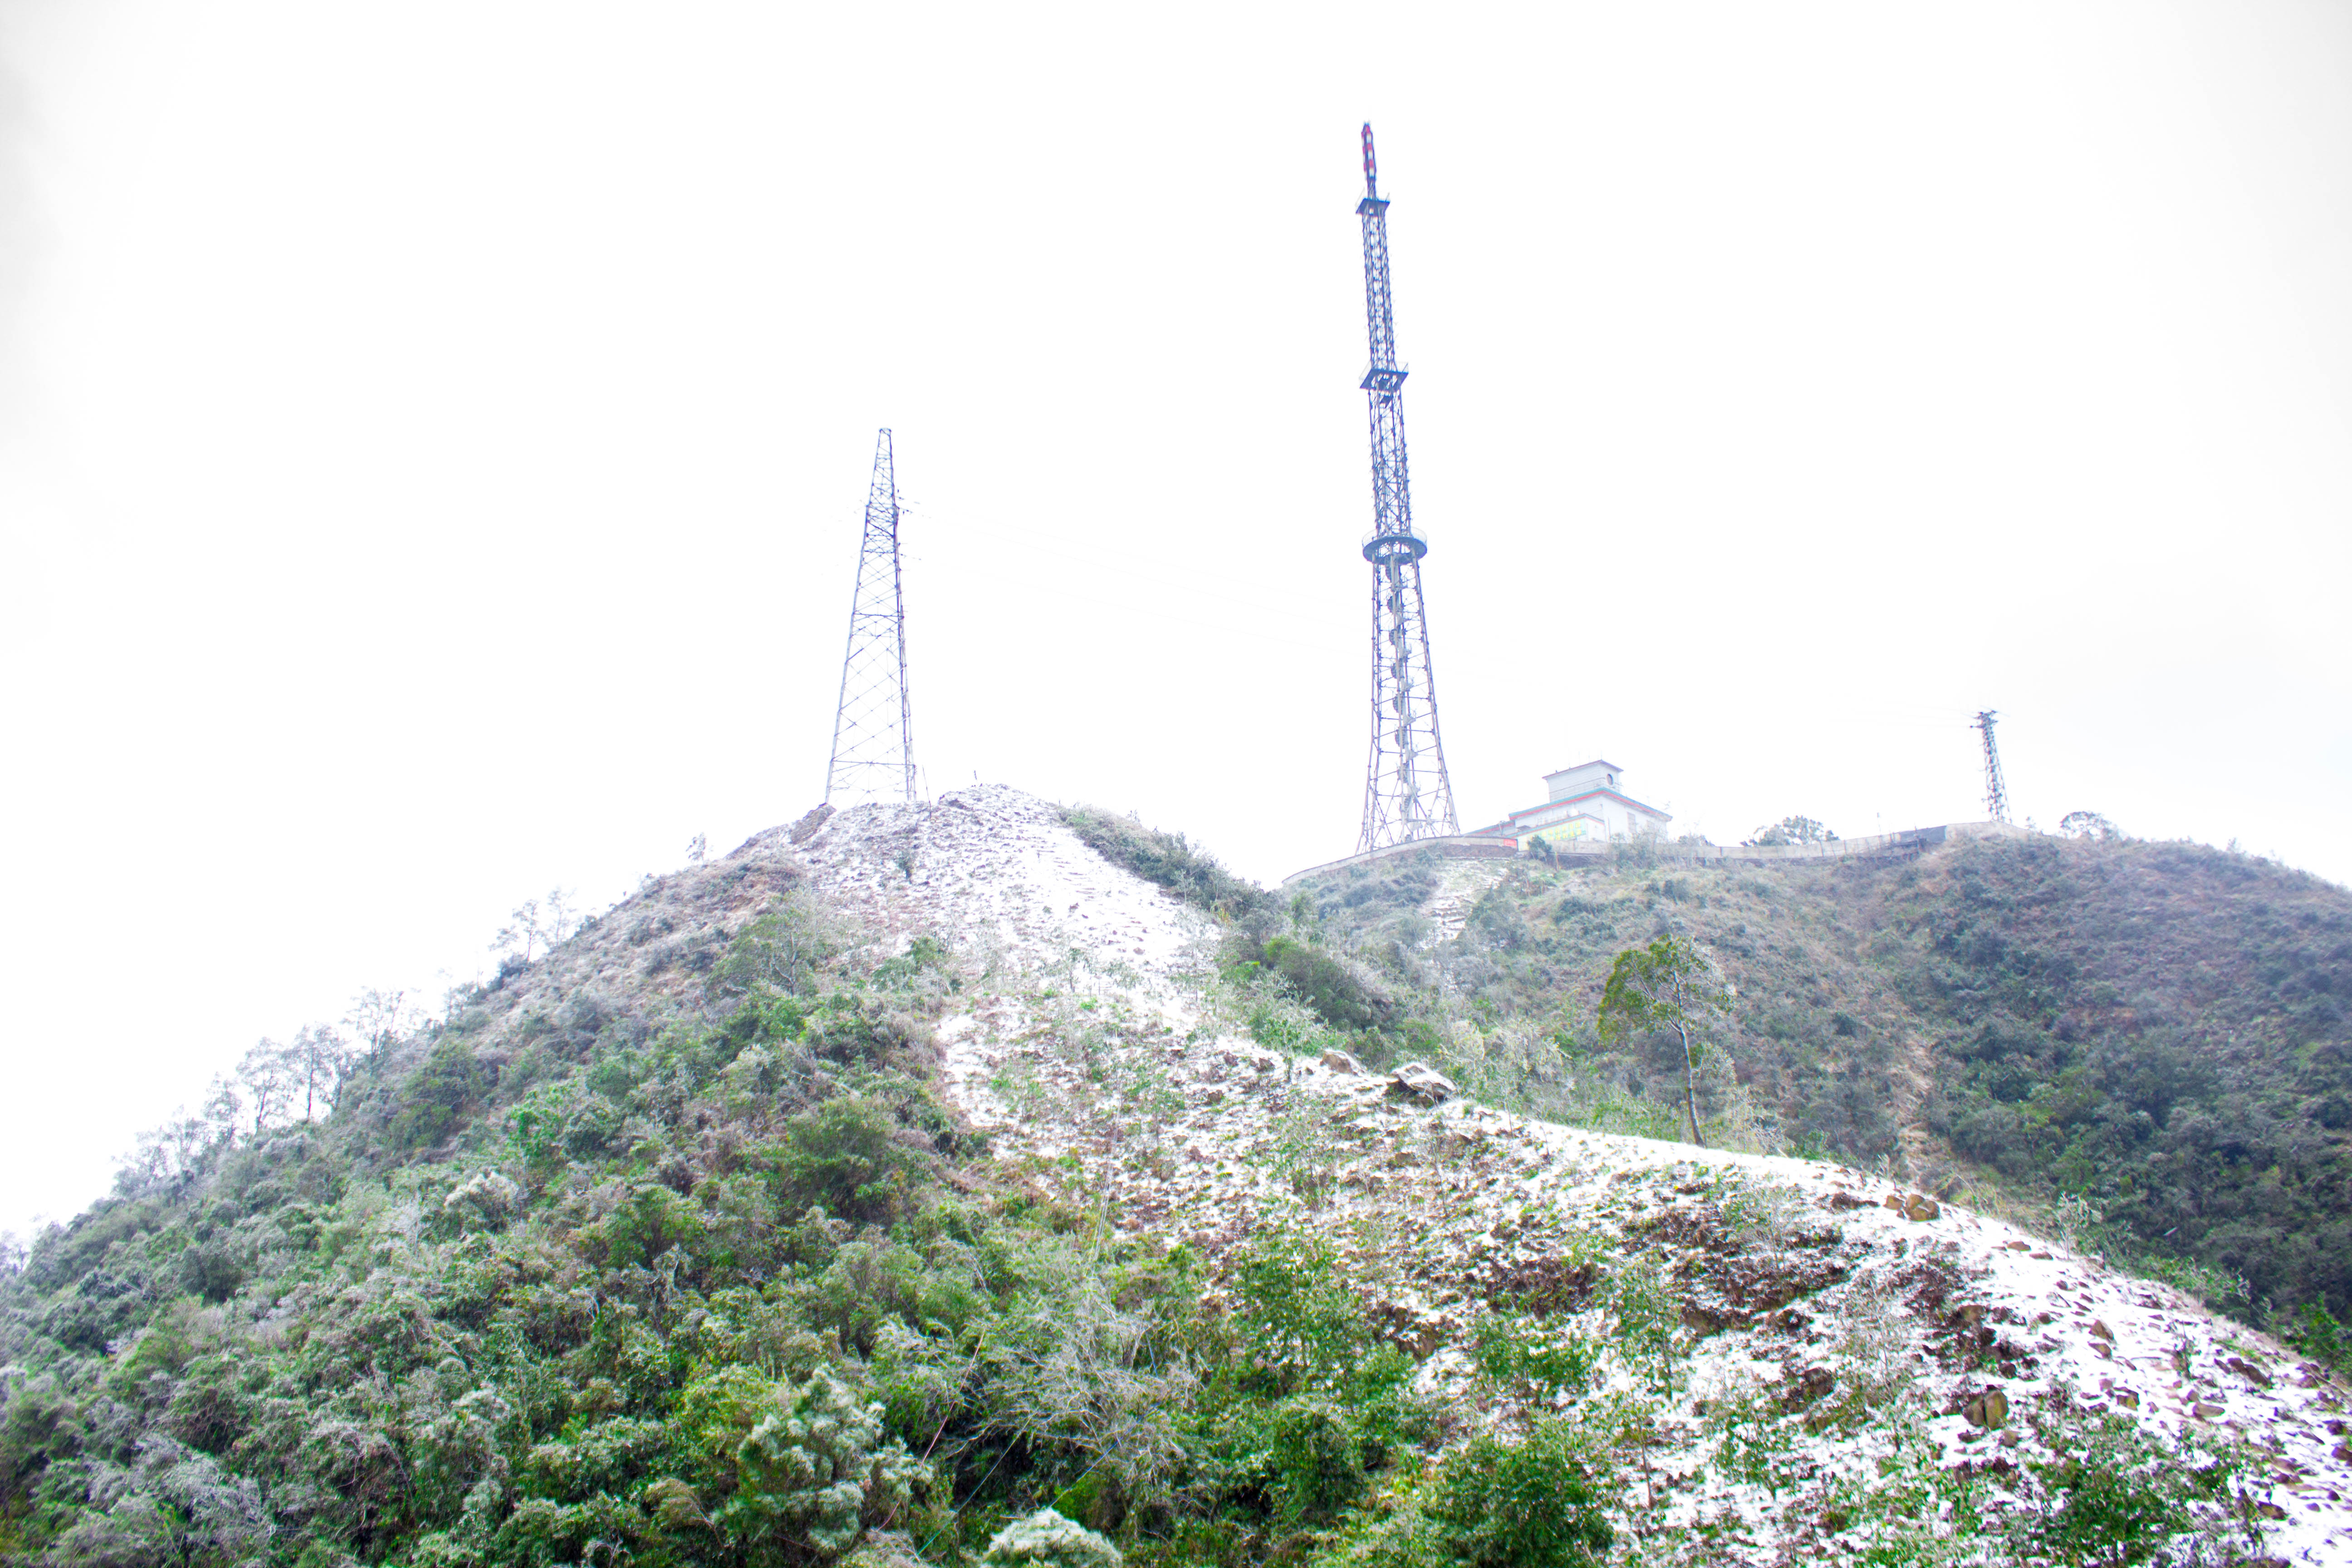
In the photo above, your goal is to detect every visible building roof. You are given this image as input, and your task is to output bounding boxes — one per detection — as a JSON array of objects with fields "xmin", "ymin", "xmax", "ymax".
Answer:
[
  {"xmin": 1544, "ymin": 758, "xmax": 1623, "ymax": 777},
  {"xmin": 1502, "ymin": 786, "xmax": 1671, "ymax": 824}
]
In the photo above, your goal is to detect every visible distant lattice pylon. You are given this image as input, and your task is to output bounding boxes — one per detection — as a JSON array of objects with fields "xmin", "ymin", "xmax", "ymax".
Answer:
[
  {"xmin": 1972, "ymin": 710, "xmax": 2009, "ymax": 824},
  {"xmin": 1353, "ymin": 124, "xmax": 1458, "ymax": 854},
  {"xmin": 824, "ymin": 430, "xmax": 916, "ymax": 806}
]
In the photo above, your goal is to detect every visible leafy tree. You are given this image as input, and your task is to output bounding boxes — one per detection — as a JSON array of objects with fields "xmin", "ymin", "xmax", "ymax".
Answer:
[
  {"xmin": 715, "ymin": 898, "xmax": 837, "ymax": 997},
  {"xmin": 236, "ymin": 1037, "xmax": 296, "ymax": 1135},
  {"xmin": 199, "ymin": 1073, "xmax": 243, "ymax": 1145},
  {"xmin": 493, "ymin": 887, "xmax": 580, "ymax": 964},
  {"xmin": 287, "ymin": 1023, "xmax": 355, "ymax": 1122},
  {"xmin": 2059, "ymin": 810, "xmax": 2121, "ymax": 841},
  {"xmin": 345, "ymin": 985, "xmax": 421, "ymax": 1083},
  {"xmin": 1597, "ymin": 935, "xmax": 1731, "ymax": 1146},
  {"xmin": 1747, "ymin": 815, "xmax": 1838, "ymax": 846}
]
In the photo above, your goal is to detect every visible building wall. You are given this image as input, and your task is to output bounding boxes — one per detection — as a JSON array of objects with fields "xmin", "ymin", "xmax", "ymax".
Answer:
[
  {"xmin": 1544, "ymin": 763, "xmax": 1620, "ymax": 802},
  {"xmin": 1281, "ymin": 819, "xmax": 2030, "ymax": 886},
  {"xmin": 1516, "ymin": 793, "xmax": 1666, "ymax": 842},
  {"xmin": 1524, "ymin": 810, "xmax": 1606, "ymax": 844}
]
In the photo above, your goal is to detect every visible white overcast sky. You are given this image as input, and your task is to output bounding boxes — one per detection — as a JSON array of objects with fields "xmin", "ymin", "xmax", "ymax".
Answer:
[{"xmin": 3, "ymin": 2, "xmax": 2348, "ymax": 1236}]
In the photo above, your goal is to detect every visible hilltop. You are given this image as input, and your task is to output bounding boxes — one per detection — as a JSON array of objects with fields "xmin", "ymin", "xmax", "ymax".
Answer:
[{"xmin": 3, "ymin": 787, "xmax": 2349, "ymax": 1567}]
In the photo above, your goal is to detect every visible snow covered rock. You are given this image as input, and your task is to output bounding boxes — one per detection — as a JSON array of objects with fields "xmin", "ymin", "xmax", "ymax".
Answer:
[{"xmin": 1387, "ymin": 1060, "xmax": 1457, "ymax": 1106}]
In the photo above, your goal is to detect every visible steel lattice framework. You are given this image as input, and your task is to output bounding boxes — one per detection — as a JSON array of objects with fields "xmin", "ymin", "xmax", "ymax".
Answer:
[
  {"xmin": 1354, "ymin": 124, "xmax": 1458, "ymax": 853},
  {"xmin": 824, "ymin": 430, "xmax": 917, "ymax": 806},
  {"xmin": 1972, "ymin": 710, "xmax": 2009, "ymax": 824}
]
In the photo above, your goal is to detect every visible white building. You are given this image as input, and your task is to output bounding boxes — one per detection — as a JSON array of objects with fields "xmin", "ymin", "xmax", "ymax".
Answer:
[{"xmin": 1471, "ymin": 759, "xmax": 1673, "ymax": 845}]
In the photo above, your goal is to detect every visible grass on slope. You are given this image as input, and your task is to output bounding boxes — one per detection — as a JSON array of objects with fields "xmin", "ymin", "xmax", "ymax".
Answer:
[
  {"xmin": 0, "ymin": 866, "xmax": 1603, "ymax": 1568},
  {"xmin": 1287, "ymin": 834, "xmax": 2352, "ymax": 1326},
  {"xmin": 0, "ymin": 822, "xmax": 2311, "ymax": 1568}
]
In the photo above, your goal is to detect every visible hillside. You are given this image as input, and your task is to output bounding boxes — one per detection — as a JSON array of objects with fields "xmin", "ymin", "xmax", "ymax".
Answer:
[
  {"xmin": 1280, "ymin": 831, "xmax": 2352, "ymax": 1321},
  {"xmin": 3, "ymin": 789, "xmax": 2349, "ymax": 1567}
]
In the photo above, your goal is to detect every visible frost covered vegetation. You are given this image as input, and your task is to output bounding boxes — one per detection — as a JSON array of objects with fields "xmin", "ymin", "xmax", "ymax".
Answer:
[
  {"xmin": 1282, "ymin": 833, "xmax": 2352, "ymax": 1333},
  {"xmin": 0, "ymin": 848, "xmax": 1628, "ymax": 1568},
  {"xmin": 0, "ymin": 801, "xmax": 2338, "ymax": 1566}
]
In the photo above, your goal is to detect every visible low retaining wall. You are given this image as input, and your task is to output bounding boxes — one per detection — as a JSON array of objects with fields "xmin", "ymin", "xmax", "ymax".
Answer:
[
  {"xmin": 1282, "ymin": 819, "xmax": 2027, "ymax": 886},
  {"xmin": 1280, "ymin": 834, "xmax": 1524, "ymax": 887}
]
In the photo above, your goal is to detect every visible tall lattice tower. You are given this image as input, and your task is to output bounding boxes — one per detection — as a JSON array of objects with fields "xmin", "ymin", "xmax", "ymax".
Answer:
[
  {"xmin": 1354, "ymin": 124, "xmax": 1458, "ymax": 853},
  {"xmin": 824, "ymin": 430, "xmax": 917, "ymax": 806},
  {"xmin": 1971, "ymin": 710, "xmax": 2009, "ymax": 824}
]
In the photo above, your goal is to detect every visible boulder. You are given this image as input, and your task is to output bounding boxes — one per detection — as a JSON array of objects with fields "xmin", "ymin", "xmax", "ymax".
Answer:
[
  {"xmin": 1321, "ymin": 1047, "xmax": 1367, "ymax": 1076},
  {"xmin": 1963, "ymin": 1390, "xmax": 2009, "ymax": 1429},
  {"xmin": 2227, "ymin": 1356, "xmax": 2275, "ymax": 1390},
  {"xmin": 1388, "ymin": 1061, "xmax": 1457, "ymax": 1106}
]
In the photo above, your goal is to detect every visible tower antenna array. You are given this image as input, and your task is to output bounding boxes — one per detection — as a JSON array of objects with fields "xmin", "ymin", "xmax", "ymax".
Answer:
[
  {"xmin": 824, "ymin": 430, "xmax": 917, "ymax": 806},
  {"xmin": 1971, "ymin": 710, "xmax": 2009, "ymax": 824},
  {"xmin": 1353, "ymin": 124, "xmax": 1458, "ymax": 854}
]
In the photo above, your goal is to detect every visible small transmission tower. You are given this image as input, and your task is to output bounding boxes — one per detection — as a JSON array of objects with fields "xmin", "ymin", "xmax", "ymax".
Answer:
[
  {"xmin": 823, "ymin": 430, "xmax": 916, "ymax": 806},
  {"xmin": 1353, "ymin": 124, "xmax": 1458, "ymax": 854},
  {"xmin": 1971, "ymin": 710, "xmax": 2009, "ymax": 824}
]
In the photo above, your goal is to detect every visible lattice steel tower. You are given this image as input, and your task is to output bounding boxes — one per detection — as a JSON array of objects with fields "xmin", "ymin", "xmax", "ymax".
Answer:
[
  {"xmin": 1972, "ymin": 710, "xmax": 2009, "ymax": 824},
  {"xmin": 824, "ymin": 430, "xmax": 917, "ymax": 805},
  {"xmin": 1353, "ymin": 124, "xmax": 1457, "ymax": 853}
]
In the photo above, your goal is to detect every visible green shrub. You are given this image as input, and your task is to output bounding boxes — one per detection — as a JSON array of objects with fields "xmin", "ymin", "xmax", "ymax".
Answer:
[
  {"xmin": 1267, "ymin": 1397, "xmax": 1367, "ymax": 1522},
  {"xmin": 720, "ymin": 991, "xmax": 812, "ymax": 1054},
  {"xmin": 581, "ymin": 1182, "xmax": 704, "ymax": 1272},
  {"xmin": 480, "ymin": 1494, "xmax": 651, "ymax": 1568},
  {"xmin": 1606, "ymin": 1257, "xmax": 1686, "ymax": 1396},
  {"xmin": 2027, "ymin": 1413, "xmax": 2241, "ymax": 1566},
  {"xmin": 2296, "ymin": 1300, "xmax": 2352, "ymax": 1376},
  {"xmin": 392, "ymin": 1039, "xmax": 489, "ymax": 1150},
  {"xmin": 762, "ymin": 1097, "xmax": 926, "ymax": 1225},
  {"xmin": 1254, "ymin": 936, "xmax": 1390, "ymax": 1033},
  {"xmin": 985, "ymin": 1506, "xmax": 1123, "ymax": 1568},
  {"xmin": 1226, "ymin": 1230, "xmax": 1366, "ymax": 1394},
  {"xmin": 691, "ymin": 1366, "xmax": 926, "ymax": 1559},
  {"xmin": 1061, "ymin": 807, "xmax": 1267, "ymax": 921},
  {"xmin": 1469, "ymin": 1311, "xmax": 1599, "ymax": 1405},
  {"xmin": 713, "ymin": 900, "xmax": 835, "ymax": 996},
  {"xmin": 1425, "ymin": 1420, "xmax": 1615, "ymax": 1568},
  {"xmin": 1319, "ymin": 1418, "xmax": 1614, "ymax": 1568}
]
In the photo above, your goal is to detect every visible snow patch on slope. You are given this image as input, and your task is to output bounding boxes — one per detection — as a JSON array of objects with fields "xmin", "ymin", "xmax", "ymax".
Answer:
[{"xmin": 772, "ymin": 786, "xmax": 2352, "ymax": 1565}]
